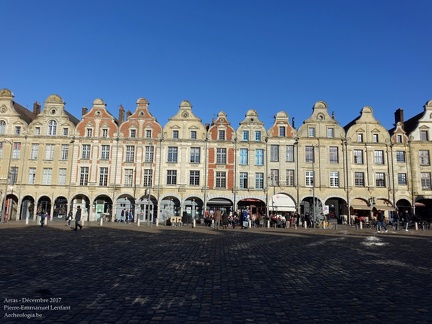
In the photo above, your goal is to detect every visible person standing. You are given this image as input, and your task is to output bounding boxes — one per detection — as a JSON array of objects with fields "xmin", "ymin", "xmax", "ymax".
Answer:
[
  {"xmin": 213, "ymin": 209, "xmax": 221, "ymax": 230},
  {"xmin": 66, "ymin": 210, "xmax": 73, "ymax": 227},
  {"xmin": 73, "ymin": 206, "xmax": 82, "ymax": 231},
  {"xmin": 377, "ymin": 210, "xmax": 388, "ymax": 233},
  {"xmin": 222, "ymin": 210, "xmax": 229, "ymax": 229}
]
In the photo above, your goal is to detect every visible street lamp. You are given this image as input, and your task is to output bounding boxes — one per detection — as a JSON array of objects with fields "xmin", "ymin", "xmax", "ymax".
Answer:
[{"xmin": 1, "ymin": 139, "xmax": 13, "ymax": 223}]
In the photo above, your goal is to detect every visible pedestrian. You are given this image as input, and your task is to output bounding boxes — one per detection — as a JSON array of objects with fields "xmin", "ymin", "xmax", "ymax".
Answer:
[
  {"xmin": 403, "ymin": 210, "xmax": 410, "ymax": 232},
  {"xmin": 377, "ymin": 210, "xmax": 388, "ymax": 233},
  {"xmin": 66, "ymin": 210, "xmax": 73, "ymax": 227},
  {"xmin": 40, "ymin": 212, "xmax": 46, "ymax": 227},
  {"xmin": 120, "ymin": 209, "xmax": 125, "ymax": 222},
  {"xmin": 222, "ymin": 210, "xmax": 229, "ymax": 229},
  {"xmin": 129, "ymin": 209, "xmax": 134, "ymax": 223},
  {"xmin": 242, "ymin": 209, "xmax": 249, "ymax": 229},
  {"xmin": 213, "ymin": 209, "xmax": 221, "ymax": 230},
  {"xmin": 73, "ymin": 206, "xmax": 82, "ymax": 231}
]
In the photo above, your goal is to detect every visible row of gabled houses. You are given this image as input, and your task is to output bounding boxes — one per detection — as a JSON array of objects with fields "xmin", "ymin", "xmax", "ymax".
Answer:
[{"xmin": 0, "ymin": 88, "xmax": 431, "ymax": 225}]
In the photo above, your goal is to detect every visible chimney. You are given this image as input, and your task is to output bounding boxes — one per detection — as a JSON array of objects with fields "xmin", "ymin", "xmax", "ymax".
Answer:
[
  {"xmin": 394, "ymin": 108, "xmax": 404, "ymax": 126},
  {"xmin": 33, "ymin": 101, "xmax": 41, "ymax": 115},
  {"xmin": 119, "ymin": 105, "xmax": 125, "ymax": 124},
  {"xmin": 292, "ymin": 117, "xmax": 295, "ymax": 128},
  {"xmin": 126, "ymin": 110, "xmax": 132, "ymax": 118},
  {"xmin": 82, "ymin": 107, "xmax": 88, "ymax": 117}
]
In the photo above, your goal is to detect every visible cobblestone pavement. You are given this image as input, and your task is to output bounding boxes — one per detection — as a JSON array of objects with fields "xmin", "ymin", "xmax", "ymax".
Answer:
[{"xmin": 1, "ymin": 222, "xmax": 432, "ymax": 323}]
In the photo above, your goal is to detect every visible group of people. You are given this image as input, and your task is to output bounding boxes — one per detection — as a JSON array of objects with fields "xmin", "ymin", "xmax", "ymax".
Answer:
[{"xmin": 116, "ymin": 209, "xmax": 134, "ymax": 223}]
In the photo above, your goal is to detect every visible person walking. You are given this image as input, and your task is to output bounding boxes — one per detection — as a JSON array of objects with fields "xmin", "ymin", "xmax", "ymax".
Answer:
[
  {"xmin": 66, "ymin": 210, "xmax": 73, "ymax": 227},
  {"xmin": 73, "ymin": 206, "xmax": 82, "ymax": 231},
  {"xmin": 403, "ymin": 210, "xmax": 411, "ymax": 231},
  {"xmin": 377, "ymin": 210, "xmax": 388, "ymax": 233}
]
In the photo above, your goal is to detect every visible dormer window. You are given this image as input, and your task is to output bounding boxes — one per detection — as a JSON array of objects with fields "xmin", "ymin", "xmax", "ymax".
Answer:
[
  {"xmin": 130, "ymin": 129, "xmax": 136, "ymax": 138},
  {"xmin": 87, "ymin": 128, "xmax": 93, "ymax": 137},
  {"xmin": 357, "ymin": 133, "xmax": 363, "ymax": 142},
  {"xmin": 279, "ymin": 126, "xmax": 286, "ymax": 137},
  {"xmin": 190, "ymin": 130, "xmax": 197, "ymax": 140},
  {"xmin": 145, "ymin": 130, "xmax": 152, "ymax": 138},
  {"xmin": 308, "ymin": 127, "xmax": 315, "ymax": 137},
  {"xmin": 102, "ymin": 129, "xmax": 108, "ymax": 138},
  {"xmin": 173, "ymin": 130, "xmax": 179, "ymax": 139},
  {"xmin": 218, "ymin": 130, "xmax": 225, "ymax": 140},
  {"xmin": 372, "ymin": 134, "xmax": 379, "ymax": 143}
]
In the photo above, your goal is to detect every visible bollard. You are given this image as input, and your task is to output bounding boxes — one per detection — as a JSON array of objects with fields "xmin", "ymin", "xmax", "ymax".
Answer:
[
  {"xmin": 304, "ymin": 222, "xmax": 307, "ymax": 229},
  {"xmin": 193, "ymin": 219, "xmax": 196, "ymax": 228},
  {"xmin": 334, "ymin": 224, "xmax": 337, "ymax": 230},
  {"xmin": 100, "ymin": 217, "xmax": 103, "ymax": 226},
  {"xmin": 137, "ymin": 218, "xmax": 140, "ymax": 227},
  {"xmin": 360, "ymin": 222, "xmax": 363, "ymax": 230},
  {"xmin": 415, "ymin": 222, "xmax": 418, "ymax": 231}
]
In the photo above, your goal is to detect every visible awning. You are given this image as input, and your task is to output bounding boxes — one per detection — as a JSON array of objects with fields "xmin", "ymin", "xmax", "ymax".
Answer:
[
  {"xmin": 415, "ymin": 202, "xmax": 426, "ymax": 207},
  {"xmin": 350, "ymin": 204, "xmax": 370, "ymax": 210},
  {"xmin": 269, "ymin": 194, "xmax": 296, "ymax": 212},
  {"xmin": 374, "ymin": 205, "xmax": 394, "ymax": 211},
  {"xmin": 207, "ymin": 199, "xmax": 232, "ymax": 206}
]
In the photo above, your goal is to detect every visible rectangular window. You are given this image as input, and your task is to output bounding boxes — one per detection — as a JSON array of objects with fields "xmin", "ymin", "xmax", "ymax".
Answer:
[
  {"xmin": 130, "ymin": 129, "xmax": 136, "ymax": 138},
  {"xmin": 419, "ymin": 150, "xmax": 430, "ymax": 165},
  {"xmin": 28, "ymin": 167, "xmax": 36, "ymax": 184},
  {"xmin": 270, "ymin": 169, "xmax": 279, "ymax": 186},
  {"xmin": 190, "ymin": 170, "xmax": 200, "ymax": 186},
  {"xmin": 305, "ymin": 146, "xmax": 314, "ymax": 163},
  {"xmin": 421, "ymin": 172, "xmax": 431, "ymax": 189},
  {"xmin": 215, "ymin": 171, "xmax": 226, "ymax": 188},
  {"xmin": 355, "ymin": 172, "xmax": 365, "ymax": 187},
  {"xmin": 167, "ymin": 147, "xmax": 178, "ymax": 163},
  {"xmin": 254, "ymin": 130, "xmax": 261, "ymax": 141},
  {"xmin": 124, "ymin": 169, "xmax": 134, "ymax": 187},
  {"xmin": 102, "ymin": 129, "xmax": 108, "ymax": 138},
  {"xmin": 255, "ymin": 149, "xmax": 264, "ymax": 165},
  {"xmin": 327, "ymin": 128, "xmax": 334, "ymax": 138},
  {"xmin": 80, "ymin": 167, "xmax": 89, "ymax": 186},
  {"xmin": 58, "ymin": 168, "xmax": 67, "ymax": 185},
  {"xmin": 305, "ymin": 171, "xmax": 314, "ymax": 187},
  {"xmin": 63, "ymin": 128, "xmax": 68, "ymax": 136},
  {"xmin": 374, "ymin": 150, "xmax": 384, "ymax": 164},
  {"xmin": 270, "ymin": 145, "xmax": 279, "ymax": 162},
  {"xmin": 286, "ymin": 145, "xmax": 294, "ymax": 162},
  {"xmin": 15, "ymin": 126, "xmax": 21, "ymax": 135},
  {"xmin": 35, "ymin": 127, "xmax": 40, "ymax": 135},
  {"xmin": 242, "ymin": 130, "xmax": 249, "ymax": 141},
  {"xmin": 420, "ymin": 130, "xmax": 429, "ymax": 141},
  {"xmin": 101, "ymin": 145, "xmax": 110, "ymax": 160},
  {"xmin": 82, "ymin": 144, "xmax": 91, "ymax": 159},
  {"xmin": 353, "ymin": 149, "xmax": 363, "ymax": 164},
  {"xmin": 397, "ymin": 135, "xmax": 402, "ymax": 143},
  {"xmin": 143, "ymin": 169, "xmax": 153, "ymax": 187},
  {"xmin": 286, "ymin": 169, "xmax": 295, "ymax": 186},
  {"xmin": 191, "ymin": 131, "xmax": 197, "ymax": 140},
  {"xmin": 357, "ymin": 133, "xmax": 363, "ymax": 142},
  {"xmin": 125, "ymin": 145, "xmax": 135, "ymax": 162},
  {"xmin": 329, "ymin": 171, "xmax": 339, "ymax": 188},
  {"xmin": 145, "ymin": 146, "xmax": 154, "ymax": 163},
  {"xmin": 45, "ymin": 144, "xmax": 55, "ymax": 160},
  {"xmin": 279, "ymin": 126, "xmax": 286, "ymax": 137},
  {"xmin": 173, "ymin": 130, "xmax": 179, "ymax": 139},
  {"xmin": 396, "ymin": 151, "xmax": 406, "ymax": 163},
  {"xmin": 31, "ymin": 144, "xmax": 39, "ymax": 160},
  {"xmin": 218, "ymin": 130, "xmax": 225, "ymax": 140},
  {"xmin": 42, "ymin": 168, "xmax": 52, "ymax": 185},
  {"xmin": 12, "ymin": 142, "xmax": 21, "ymax": 159},
  {"xmin": 216, "ymin": 148, "xmax": 226, "ymax": 164},
  {"xmin": 239, "ymin": 148, "xmax": 248, "ymax": 165},
  {"xmin": 99, "ymin": 167, "xmax": 108, "ymax": 186},
  {"xmin": 376, "ymin": 172, "xmax": 385, "ymax": 187},
  {"xmin": 372, "ymin": 134, "xmax": 379, "ymax": 142},
  {"xmin": 145, "ymin": 130, "xmax": 152, "ymax": 138},
  {"xmin": 61, "ymin": 144, "xmax": 69, "ymax": 160},
  {"xmin": 398, "ymin": 173, "xmax": 407, "ymax": 185},
  {"xmin": 329, "ymin": 146, "xmax": 338, "ymax": 163},
  {"xmin": 87, "ymin": 128, "xmax": 93, "ymax": 137},
  {"xmin": 308, "ymin": 127, "xmax": 315, "ymax": 137},
  {"xmin": 255, "ymin": 172, "xmax": 264, "ymax": 189},
  {"xmin": 167, "ymin": 170, "xmax": 177, "ymax": 185},
  {"xmin": 10, "ymin": 167, "xmax": 18, "ymax": 184},
  {"xmin": 0, "ymin": 142, "xmax": 2, "ymax": 159},
  {"xmin": 190, "ymin": 147, "xmax": 200, "ymax": 163},
  {"xmin": 239, "ymin": 172, "xmax": 248, "ymax": 189}
]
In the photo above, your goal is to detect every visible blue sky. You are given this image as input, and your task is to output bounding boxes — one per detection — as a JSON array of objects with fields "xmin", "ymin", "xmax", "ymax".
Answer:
[{"xmin": 1, "ymin": 0, "xmax": 431, "ymax": 130}]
